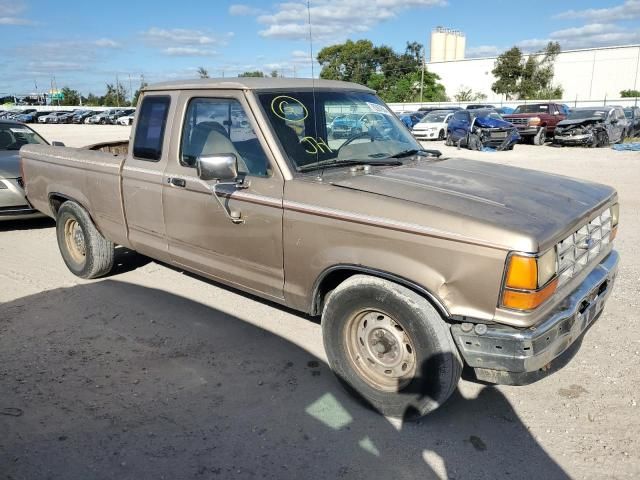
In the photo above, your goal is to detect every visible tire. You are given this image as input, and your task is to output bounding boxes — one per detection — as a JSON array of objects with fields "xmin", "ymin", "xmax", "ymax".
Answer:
[
  {"xmin": 467, "ymin": 133, "xmax": 482, "ymax": 151},
  {"xmin": 321, "ymin": 275, "xmax": 462, "ymax": 419},
  {"xmin": 533, "ymin": 127, "xmax": 546, "ymax": 145},
  {"xmin": 445, "ymin": 131, "xmax": 454, "ymax": 146},
  {"xmin": 100, "ymin": 119, "xmax": 106, "ymax": 125},
  {"xmin": 56, "ymin": 201, "xmax": 115, "ymax": 279},
  {"xmin": 437, "ymin": 129, "xmax": 445, "ymax": 141}
]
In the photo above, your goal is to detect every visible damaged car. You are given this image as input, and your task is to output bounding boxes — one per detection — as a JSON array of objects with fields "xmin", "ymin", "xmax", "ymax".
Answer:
[
  {"xmin": 553, "ymin": 106, "xmax": 628, "ymax": 147},
  {"xmin": 446, "ymin": 109, "xmax": 520, "ymax": 150}
]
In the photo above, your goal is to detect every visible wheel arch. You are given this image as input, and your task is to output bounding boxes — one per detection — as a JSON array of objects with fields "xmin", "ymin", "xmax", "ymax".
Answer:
[
  {"xmin": 311, "ymin": 264, "xmax": 450, "ymax": 319},
  {"xmin": 48, "ymin": 193, "xmax": 105, "ymax": 236}
]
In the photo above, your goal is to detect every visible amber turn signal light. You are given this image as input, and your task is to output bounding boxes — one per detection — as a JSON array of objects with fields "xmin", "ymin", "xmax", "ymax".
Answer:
[
  {"xmin": 502, "ymin": 278, "xmax": 558, "ymax": 310},
  {"xmin": 504, "ymin": 255, "xmax": 537, "ymax": 290}
]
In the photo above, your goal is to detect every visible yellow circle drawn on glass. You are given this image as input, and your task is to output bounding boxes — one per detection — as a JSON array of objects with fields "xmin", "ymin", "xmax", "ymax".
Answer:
[{"xmin": 271, "ymin": 96, "xmax": 308, "ymax": 123}]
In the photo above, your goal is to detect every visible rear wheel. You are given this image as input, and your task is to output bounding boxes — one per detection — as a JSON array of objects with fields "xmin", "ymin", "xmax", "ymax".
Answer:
[
  {"xmin": 56, "ymin": 201, "xmax": 115, "ymax": 279},
  {"xmin": 322, "ymin": 275, "xmax": 462, "ymax": 419}
]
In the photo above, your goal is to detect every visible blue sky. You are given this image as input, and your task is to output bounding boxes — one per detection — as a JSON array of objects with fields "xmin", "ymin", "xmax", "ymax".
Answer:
[{"xmin": 1, "ymin": 0, "xmax": 639, "ymax": 96}]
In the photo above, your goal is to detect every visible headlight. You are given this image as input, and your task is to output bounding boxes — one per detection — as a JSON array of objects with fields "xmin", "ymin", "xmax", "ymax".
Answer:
[
  {"xmin": 501, "ymin": 249, "xmax": 558, "ymax": 311},
  {"xmin": 528, "ymin": 117, "xmax": 541, "ymax": 126}
]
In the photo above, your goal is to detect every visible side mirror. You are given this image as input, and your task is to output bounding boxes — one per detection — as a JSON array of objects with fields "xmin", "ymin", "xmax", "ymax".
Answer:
[
  {"xmin": 52, "ymin": 141, "xmax": 65, "ymax": 147},
  {"xmin": 196, "ymin": 154, "xmax": 238, "ymax": 182}
]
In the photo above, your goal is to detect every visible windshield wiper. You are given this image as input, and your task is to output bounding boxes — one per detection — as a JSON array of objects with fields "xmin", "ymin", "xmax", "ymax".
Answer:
[
  {"xmin": 389, "ymin": 148, "xmax": 442, "ymax": 159},
  {"xmin": 298, "ymin": 159, "xmax": 402, "ymax": 173}
]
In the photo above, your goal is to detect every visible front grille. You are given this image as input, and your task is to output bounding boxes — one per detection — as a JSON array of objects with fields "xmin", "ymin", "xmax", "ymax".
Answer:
[
  {"xmin": 509, "ymin": 118, "xmax": 528, "ymax": 126},
  {"xmin": 557, "ymin": 208, "xmax": 613, "ymax": 286}
]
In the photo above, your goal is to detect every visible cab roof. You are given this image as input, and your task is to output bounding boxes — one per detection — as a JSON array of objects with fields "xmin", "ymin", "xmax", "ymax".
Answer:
[{"xmin": 143, "ymin": 77, "xmax": 374, "ymax": 92}]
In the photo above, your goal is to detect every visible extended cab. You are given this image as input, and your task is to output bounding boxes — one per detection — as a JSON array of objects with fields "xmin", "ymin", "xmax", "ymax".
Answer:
[
  {"xmin": 20, "ymin": 79, "xmax": 620, "ymax": 418},
  {"xmin": 503, "ymin": 102, "xmax": 568, "ymax": 145}
]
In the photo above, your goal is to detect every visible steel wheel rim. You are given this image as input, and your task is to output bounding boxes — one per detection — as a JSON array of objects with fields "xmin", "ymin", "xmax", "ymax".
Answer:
[
  {"xmin": 344, "ymin": 309, "xmax": 417, "ymax": 392},
  {"xmin": 64, "ymin": 218, "xmax": 86, "ymax": 264}
]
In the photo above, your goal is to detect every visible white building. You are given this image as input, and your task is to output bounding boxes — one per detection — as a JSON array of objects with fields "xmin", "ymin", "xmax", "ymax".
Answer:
[{"xmin": 426, "ymin": 44, "xmax": 640, "ymax": 103}]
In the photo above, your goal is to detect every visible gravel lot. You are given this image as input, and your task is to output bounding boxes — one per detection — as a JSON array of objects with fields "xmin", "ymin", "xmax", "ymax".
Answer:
[{"xmin": 1, "ymin": 125, "xmax": 638, "ymax": 479}]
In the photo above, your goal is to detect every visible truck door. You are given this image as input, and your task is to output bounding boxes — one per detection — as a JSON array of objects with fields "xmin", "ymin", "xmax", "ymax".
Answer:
[
  {"xmin": 121, "ymin": 93, "xmax": 176, "ymax": 261},
  {"xmin": 162, "ymin": 91, "xmax": 285, "ymax": 300}
]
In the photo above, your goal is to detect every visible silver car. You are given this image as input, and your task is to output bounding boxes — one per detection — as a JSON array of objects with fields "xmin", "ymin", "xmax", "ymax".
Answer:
[{"xmin": 0, "ymin": 120, "xmax": 47, "ymax": 220}]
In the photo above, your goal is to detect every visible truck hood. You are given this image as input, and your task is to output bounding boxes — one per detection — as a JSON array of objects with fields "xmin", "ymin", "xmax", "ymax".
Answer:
[
  {"xmin": 330, "ymin": 157, "xmax": 615, "ymax": 252},
  {"xmin": 0, "ymin": 150, "xmax": 20, "ymax": 178}
]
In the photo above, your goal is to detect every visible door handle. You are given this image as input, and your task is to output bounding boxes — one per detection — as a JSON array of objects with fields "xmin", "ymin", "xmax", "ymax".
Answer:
[{"xmin": 168, "ymin": 177, "xmax": 186, "ymax": 188}]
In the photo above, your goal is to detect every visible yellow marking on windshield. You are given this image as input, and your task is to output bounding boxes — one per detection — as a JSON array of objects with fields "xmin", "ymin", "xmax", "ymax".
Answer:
[{"xmin": 270, "ymin": 95, "xmax": 308, "ymax": 123}]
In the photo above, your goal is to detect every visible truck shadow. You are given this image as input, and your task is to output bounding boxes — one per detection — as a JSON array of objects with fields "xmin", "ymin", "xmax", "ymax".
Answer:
[
  {"xmin": 0, "ymin": 281, "xmax": 569, "ymax": 480},
  {"xmin": 0, "ymin": 216, "xmax": 55, "ymax": 231}
]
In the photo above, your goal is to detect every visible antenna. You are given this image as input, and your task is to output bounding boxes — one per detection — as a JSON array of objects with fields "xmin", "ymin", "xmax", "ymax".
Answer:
[{"xmin": 307, "ymin": 0, "xmax": 322, "ymax": 178}]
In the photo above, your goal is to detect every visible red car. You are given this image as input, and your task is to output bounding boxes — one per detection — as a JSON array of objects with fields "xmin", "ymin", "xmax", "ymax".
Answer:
[{"xmin": 503, "ymin": 103, "xmax": 568, "ymax": 145}]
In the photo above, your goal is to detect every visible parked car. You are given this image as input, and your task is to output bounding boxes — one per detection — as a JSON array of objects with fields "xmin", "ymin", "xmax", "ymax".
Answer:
[
  {"xmin": 21, "ymin": 78, "xmax": 620, "ymax": 418},
  {"xmin": 503, "ymin": 103, "xmax": 567, "ymax": 145},
  {"xmin": 553, "ymin": 106, "xmax": 629, "ymax": 147},
  {"xmin": 0, "ymin": 109, "xmax": 36, "ymax": 120},
  {"xmin": 412, "ymin": 110, "xmax": 454, "ymax": 140},
  {"xmin": 117, "ymin": 113, "xmax": 135, "ymax": 126},
  {"xmin": 495, "ymin": 106, "xmax": 515, "ymax": 115},
  {"xmin": 398, "ymin": 112, "xmax": 423, "ymax": 128},
  {"xmin": 330, "ymin": 112, "xmax": 394, "ymax": 139},
  {"xmin": 86, "ymin": 109, "xmax": 121, "ymax": 125},
  {"xmin": 73, "ymin": 110, "xmax": 100, "ymax": 123},
  {"xmin": 38, "ymin": 111, "xmax": 72, "ymax": 124},
  {"xmin": 14, "ymin": 111, "xmax": 49, "ymax": 123},
  {"xmin": 418, "ymin": 106, "xmax": 461, "ymax": 113},
  {"xmin": 466, "ymin": 104, "xmax": 496, "ymax": 110},
  {"xmin": 0, "ymin": 120, "xmax": 48, "ymax": 220},
  {"xmin": 446, "ymin": 109, "xmax": 520, "ymax": 150},
  {"xmin": 623, "ymin": 106, "xmax": 640, "ymax": 137}
]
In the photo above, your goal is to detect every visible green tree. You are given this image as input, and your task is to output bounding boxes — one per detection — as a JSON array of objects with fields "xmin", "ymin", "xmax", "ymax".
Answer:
[
  {"xmin": 270, "ymin": 70, "xmax": 279, "ymax": 78},
  {"xmin": 103, "ymin": 83, "xmax": 129, "ymax": 107},
  {"xmin": 492, "ymin": 42, "xmax": 562, "ymax": 100},
  {"xmin": 621, "ymin": 89, "xmax": 640, "ymax": 97},
  {"xmin": 317, "ymin": 39, "xmax": 447, "ymax": 102},
  {"xmin": 84, "ymin": 93, "xmax": 102, "ymax": 106},
  {"xmin": 238, "ymin": 70, "xmax": 265, "ymax": 77},
  {"xmin": 60, "ymin": 87, "xmax": 81, "ymax": 106},
  {"xmin": 131, "ymin": 81, "xmax": 149, "ymax": 107},
  {"xmin": 197, "ymin": 67, "xmax": 209, "ymax": 79}
]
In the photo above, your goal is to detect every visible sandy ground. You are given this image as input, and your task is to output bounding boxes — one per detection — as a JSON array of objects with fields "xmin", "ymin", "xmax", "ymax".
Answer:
[{"xmin": 1, "ymin": 125, "xmax": 638, "ymax": 479}]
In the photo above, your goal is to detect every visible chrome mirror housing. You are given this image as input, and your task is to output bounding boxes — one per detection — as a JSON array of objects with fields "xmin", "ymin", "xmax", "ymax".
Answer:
[{"xmin": 196, "ymin": 154, "xmax": 238, "ymax": 182}]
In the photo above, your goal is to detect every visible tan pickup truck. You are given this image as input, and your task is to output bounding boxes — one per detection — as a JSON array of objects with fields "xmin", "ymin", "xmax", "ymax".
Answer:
[{"xmin": 21, "ymin": 78, "xmax": 620, "ymax": 418}]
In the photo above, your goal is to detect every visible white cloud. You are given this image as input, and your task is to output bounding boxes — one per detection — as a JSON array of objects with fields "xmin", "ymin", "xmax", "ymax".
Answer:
[
  {"xmin": 94, "ymin": 38, "xmax": 121, "ymax": 49},
  {"xmin": 163, "ymin": 47, "xmax": 218, "ymax": 57},
  {"xmin": 258, "ymin": 0, "xmax": 446, "ymax": 40},
  {"xmin": 555, "ymin": 0, "xmax": 640, "ymax": 22},
  {"xmin": 518, "ymin": 23, "xmax": 640, "ymax": 51},
  {"xmin": 465, "ymin": 45, "xmax": 501, "ymax": 58},
  {"xmin": 229, "ymin": 4, "xmax": 263, "ymax": 15},
  {"xmin": 0, "ymin": 0, "xmax": 34, "ymax": 25},
  {"xmin": 142, "ymin": 27, "xmax": 230, "ymax": 46}
]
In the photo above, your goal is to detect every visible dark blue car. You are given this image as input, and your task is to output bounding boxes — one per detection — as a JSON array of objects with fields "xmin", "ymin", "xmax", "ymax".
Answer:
[{"xmin": 446, "ymin": 109, "xmax": 520, "ymax": 151}]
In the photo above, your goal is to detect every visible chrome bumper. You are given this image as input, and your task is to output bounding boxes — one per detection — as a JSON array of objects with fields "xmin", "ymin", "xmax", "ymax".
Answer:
[{"xmin": 451, "ymin": 250, "xmax": 619, "ymax": 385}]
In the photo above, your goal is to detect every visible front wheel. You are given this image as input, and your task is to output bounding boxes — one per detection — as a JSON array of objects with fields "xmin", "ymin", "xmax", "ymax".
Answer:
[
  {"xmin": 56, "ymin": 201, "xmax": 115, "ymax": 279},
  {"xmin": 533, "ymin": 127, "xmax": 546, "ymax": 145},
  {"xmin": 438, "ymin": 129, "xmax": 445, "ymax": 141},
  {"xmin": 322, "ymin": 275, "xmax": 462, "ymax": 419},
  {"xmin": 445, "ymin": 131, "xmax": 454, "ymax": 146}
]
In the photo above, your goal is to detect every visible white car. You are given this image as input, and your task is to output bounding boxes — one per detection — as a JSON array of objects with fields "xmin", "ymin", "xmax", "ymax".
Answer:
[
  {"xmin": 412, "ymin": 110, "xmax": 454, "ymax": 141},
  {"xmin": 117, "ymin": 114, "xmax": 135, "ymax": 126}
]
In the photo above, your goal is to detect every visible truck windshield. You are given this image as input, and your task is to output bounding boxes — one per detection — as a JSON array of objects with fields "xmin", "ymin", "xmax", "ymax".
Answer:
[
  {"xmin": 258, "ymin": 90, "xmax": 420, "ymax": 172},
  {"xmin": 513, "ymin": 104, "xmax": 549, "ymax": 114},
  {"xmin": 0, "ymin": 123, "xmax": 47, "ymax": 151}
]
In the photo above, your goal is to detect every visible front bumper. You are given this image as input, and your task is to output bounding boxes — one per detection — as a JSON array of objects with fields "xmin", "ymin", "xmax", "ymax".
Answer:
[
  {"xmin": 554, "ymin": 133, "xmax": 593, "ymax": 145},
  {"xmin": 413, "ymin": 129, "xmax": 439, "ymax": 140},
  {"xmin": 515, "ymin": 126, "xmax": 539, "ymax": 136},
  {"xmin": 451, "ymin": 250, "xmax": 619, "ymax": 385}
]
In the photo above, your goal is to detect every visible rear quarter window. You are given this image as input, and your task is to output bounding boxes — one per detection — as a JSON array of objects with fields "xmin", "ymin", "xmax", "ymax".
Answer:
[{"xmin": 133, "ymin": 96, "xmax": 170, "ymax": 161}]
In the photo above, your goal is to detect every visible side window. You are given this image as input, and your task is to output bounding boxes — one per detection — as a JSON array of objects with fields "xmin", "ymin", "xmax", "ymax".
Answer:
[
  {"xmin": 452, "ymin": 111, "xmax": 465, "ymax": 122},
  {"xmin": 180, "ymin": 98, "xmax": 270, "ymax": 177},
  {"xmin": 133, "ymin": 96, "xmax": 170, "ymax": 161}
]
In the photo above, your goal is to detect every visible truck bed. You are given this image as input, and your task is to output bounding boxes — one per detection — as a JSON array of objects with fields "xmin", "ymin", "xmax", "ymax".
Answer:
[{"xmin": 20, "ymin": 144, "xmax": 129, "ymax": 246}]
